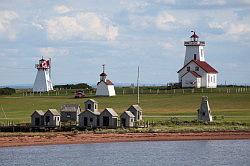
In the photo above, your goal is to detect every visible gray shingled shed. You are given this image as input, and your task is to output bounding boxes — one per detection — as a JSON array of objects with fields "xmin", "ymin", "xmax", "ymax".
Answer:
[
  {"xmin": 31, "ymin": 110, "xmax": 45, "ymax": 127},
  {"xmin": 84, "ymin": 99, "xmax": 98, "ymax": 112},
  {"xmin": 100, "ymin": 108, "xmax": 118, "ymax": 128},
  {"xmin": 78, "ymin": 110, "xmax": 100, "ymax": 128},
  {"xmin": 197, "ymin": 96, "xmax": 213, "ymax": 122},
  {"xmin": 127, "ymin": 105, "xmax": 143, "ymax": 121},
  {"xmin": 120, "ymin": 111, "xmax": 135, "ymax": 128},
  {"xmin": 60, "ymin": 104, "xmax": 81, "ymax": 124},
  {"xmin": 44, "ymin": 109, "xmax": 60, "ymax": 127}
]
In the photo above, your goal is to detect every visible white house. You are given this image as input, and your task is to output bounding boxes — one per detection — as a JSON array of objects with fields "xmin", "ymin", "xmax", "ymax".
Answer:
[
  {"xmin": 96, "ymin": 65, "xmax": 116, "ymax": 96},
  {"xmin": 177, "ymin": 32, "xmax": 218, "ymax": 88}
]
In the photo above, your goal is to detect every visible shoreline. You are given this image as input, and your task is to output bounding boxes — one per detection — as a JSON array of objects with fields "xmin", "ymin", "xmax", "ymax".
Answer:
[{"xmin": 0, "ymin": 131, "xmax": 250, "ymax": 148}]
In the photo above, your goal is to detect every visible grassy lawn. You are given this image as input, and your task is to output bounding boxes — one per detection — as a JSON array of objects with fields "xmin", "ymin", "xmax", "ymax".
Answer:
[{"xmin": 0, "ymin": 90, "xmax": 250, "ymax": 124}]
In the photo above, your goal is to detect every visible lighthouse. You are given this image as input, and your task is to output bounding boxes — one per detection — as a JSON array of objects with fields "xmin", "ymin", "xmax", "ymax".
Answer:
[
  {"xmin": 33, "ymin": 58, "xmax": 54, "ymax": 92},
  {"xmin": 177, "ymin": 31, "xmax": 218, "ymax": 88},
  {"xmin": 96, "ymin": 64, "xmax": 116, "ymax": 96}
]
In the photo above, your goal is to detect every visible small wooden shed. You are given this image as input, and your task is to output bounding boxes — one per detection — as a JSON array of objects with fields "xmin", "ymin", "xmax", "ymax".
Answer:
[
  {"xmin": 44, "ymin": 109, "xmax": 60, "ymax": 128},
  {"xmin": 197, "ymin": 96, "xmax": 213, "ymax": 122},
  {"xmin": 127, "ymin": 105, "xmax": 143, "ymax": 122},
  {"xmin": 84, "ymin": 99, "xmax": 98, "ymax": 112},
  {"xmin": 120, "ymin": 111, "xmax": 135, "ymax": 128},
  {"xmin": 60, "ymin": 104, "xmax": 81, "ymax": 124},
  {"xmin": 78, "ymin": 110, "xmax": 100, "ymax": 128},
  {"xmin": 100, "ymin": 108, "xmax": 118, "ymax": 128},
  {"xmin": 31, "ymin": 110, "xmax": 45, "ymax": 127}
]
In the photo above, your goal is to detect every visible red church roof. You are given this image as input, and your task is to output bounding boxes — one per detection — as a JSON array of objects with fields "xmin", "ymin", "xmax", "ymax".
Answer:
[
  {"xmin": 97, "ymin": 79, "xmax": 114, "ymax": 86},
  {"xmin": 177, "ymin": 60, "xmax": 218, "ymax": 73}
]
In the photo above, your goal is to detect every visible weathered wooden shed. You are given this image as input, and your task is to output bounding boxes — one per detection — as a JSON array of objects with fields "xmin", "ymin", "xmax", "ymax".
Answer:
[
  {"xmin": 31, "ymin": 110, "xmax": 45, "ymax": 127},
  {"xmin": 60, "ymin": 104, "xmax": 81, "ymax": 124},
  {"xmin": 120, "ymin": 111, "xmax": 135, "ymax": 128},
  {"xmin": 44, "ymin": 109, "xmax": 60, "ymax": 128},
  {"xmin": 78, "ymin": 110, "xmax": 100, "ymax": 128},
  {"xmin": 100, "ymin": 108, "xmax": 118, "ymax": 128},
  {"xmin": 127, "ymin": 105, "xmax": 143, "ymax": 122},
  {"xmin": 84, "ymin": 99, "xmax": 98, "ymax": 112}
]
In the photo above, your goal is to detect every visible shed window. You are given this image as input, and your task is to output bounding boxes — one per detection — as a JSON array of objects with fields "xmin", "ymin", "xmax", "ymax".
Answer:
[
  {"xmin": 187, "ymin": 67, "xmax": 190, "ymax": 71},
  {"xmin": 87, "ymin": 104, "xmax": 91, "ymax": 110},
  {"xmin": 90, "ymin": 118, "xmax": 93, "ymax": 122},
  {"xmin": 66, "ymin": 113, "xmax": 71, "ymax": 118},
  {"xmin": 202, "ymin": 112, "xmax": 205, "ymax": 116}
]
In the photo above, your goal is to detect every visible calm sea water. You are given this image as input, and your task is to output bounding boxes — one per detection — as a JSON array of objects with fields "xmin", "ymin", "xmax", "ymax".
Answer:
[{"xmin": 0, "ymin": 140, "xmax": 249, "ymax": 166}]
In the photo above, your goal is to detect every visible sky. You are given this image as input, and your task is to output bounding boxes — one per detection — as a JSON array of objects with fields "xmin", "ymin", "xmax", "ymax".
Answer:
[{"xmin": 0, "ymin": 0, "xmax": 250, "ymax": 86}]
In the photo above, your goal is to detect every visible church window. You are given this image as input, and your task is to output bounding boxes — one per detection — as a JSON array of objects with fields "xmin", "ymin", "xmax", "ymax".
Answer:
[
  {"xmin": 201, "ymin": 49, "xmax": 203, "ymax": 57},
  {"xmin": 187, "ymin": 67, "xmax": 190, "ymax": 71},
  {"xmin": 195, "ymin": 66, "xmax": 199, "ymax": 71},
  {"xmin": 194, "ymin": 54, "xmax": 197, "ymax": 60}
]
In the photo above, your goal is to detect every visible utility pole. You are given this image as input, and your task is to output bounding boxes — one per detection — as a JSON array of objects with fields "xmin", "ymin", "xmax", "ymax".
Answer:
[{"xmin": 137, "ymin": 66, "xmax": 140, "ymax": 105}]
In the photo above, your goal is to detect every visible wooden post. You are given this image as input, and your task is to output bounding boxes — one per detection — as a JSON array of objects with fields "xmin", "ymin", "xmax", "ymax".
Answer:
[
  {"xmin": 182, "ymin": 89, "xmax": 184, "ymax": 94},
  {"xmin": 173, "ymin": 89, "xmax": 175, "ymax": 94},
  {"xmin": 157, "ymin": 89, "xmax": 159, "ymax": 94}
]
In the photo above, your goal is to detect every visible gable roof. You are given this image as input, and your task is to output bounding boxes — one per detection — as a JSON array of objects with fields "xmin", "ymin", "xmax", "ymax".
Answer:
[
  {"xmin": 84, "ymin": 99, "xmax": 98, "ymax": 104},
  {"xmin": 97, "ymin": 79, "xmax": 114, "ymax": 86},
  {"xmin": 101, "ymin": 108, "xmax": 118, "ymax": 117},
  {"xmin": 61, "ymin": 104, "xmax": 80, "ymax": 112},
  {"xmin": 79, "ymin": 109, "xmax": 100, "ymax": 116},
  {"xmin": 47, "ymin": 109, "xmax": 60, "ymax": 116},
  {"xmin": 123, "ymin": 111, "xmax": 135, "ymax": 118},
  {"xmin": 182, "ymin": 71, "xmax": 201, "ymax": 78},
  {"xmin": 32, "ymin": 110, "xmax": 45, "ymax": 116},
  {"xmin": 177, "ymin": 60, "xmax": 218, "ymax": 73},
  {"xmin": 128, "ymin": 104, "xmax": 142, "ymax": 112}
]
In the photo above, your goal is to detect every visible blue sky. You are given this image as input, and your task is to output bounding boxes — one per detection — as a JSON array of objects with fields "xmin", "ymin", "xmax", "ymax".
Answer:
[{"xmin": 0, "ymin": 0, "xmax": 250, "ymax": 86}]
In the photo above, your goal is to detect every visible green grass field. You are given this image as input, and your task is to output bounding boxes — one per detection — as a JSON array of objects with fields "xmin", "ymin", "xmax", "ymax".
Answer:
[{"xmin": 0, "ymin": 88, "xmax": 250, "ymax": 124}]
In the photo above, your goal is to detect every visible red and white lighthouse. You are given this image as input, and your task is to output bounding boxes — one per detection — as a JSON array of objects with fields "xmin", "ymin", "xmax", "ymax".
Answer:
[{"xmin": 33, "ymin": 58, "xmax": 53, "ymax": 92}]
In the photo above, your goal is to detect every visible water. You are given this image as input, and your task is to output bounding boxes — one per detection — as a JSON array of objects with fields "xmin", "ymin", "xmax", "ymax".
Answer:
[{"xmin": 0, "ymin": 140, "xmax": 249, "ymax": 166}]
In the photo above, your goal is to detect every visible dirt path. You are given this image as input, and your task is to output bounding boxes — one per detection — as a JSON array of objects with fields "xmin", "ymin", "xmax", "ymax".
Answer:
[{"xmin": 0, "ymin": 131, "xmax": 249, "ymax": 148}]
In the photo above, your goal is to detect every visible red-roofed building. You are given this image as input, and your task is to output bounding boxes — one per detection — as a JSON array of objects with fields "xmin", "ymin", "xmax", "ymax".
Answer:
[
  {"xmin": 178, "ymin": 32, "xmax": 218, "ymax": 88},
  {"xmin": 96, "ymin": 65, "xmax": 116, "ymax": 96}
]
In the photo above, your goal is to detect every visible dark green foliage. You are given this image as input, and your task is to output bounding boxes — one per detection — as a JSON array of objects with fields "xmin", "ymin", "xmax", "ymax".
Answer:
[
  {"xmin": 0, "ymin": 87, "xmax": 16, "ymax": 95},
  {"xmin": 54, "ymin": 83, "xmax": 92, "ymax": 90}
]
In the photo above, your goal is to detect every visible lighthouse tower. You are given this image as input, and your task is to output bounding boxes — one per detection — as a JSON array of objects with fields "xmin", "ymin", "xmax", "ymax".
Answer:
[
  {"xmin": 184, "ymin": 31, "xmax": 205, "ymax": 65},
  {"xmin": 33, "ymin": 58, "xmax": 54, "ymax": 92},
  {"xmin": 177, "ymin": 31, "xmax": 218, "ymax": 88}
]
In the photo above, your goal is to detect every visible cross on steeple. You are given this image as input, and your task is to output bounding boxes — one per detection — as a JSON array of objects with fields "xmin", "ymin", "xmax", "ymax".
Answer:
[{"xmin": 102, "ymin": 64, "xmax": 105, "ymax": 73}]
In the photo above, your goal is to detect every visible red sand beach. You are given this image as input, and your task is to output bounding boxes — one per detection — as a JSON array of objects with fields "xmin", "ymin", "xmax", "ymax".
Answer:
[{"xmin": 0, "ymin": 131, "xmax": 249, "ymax": 148}]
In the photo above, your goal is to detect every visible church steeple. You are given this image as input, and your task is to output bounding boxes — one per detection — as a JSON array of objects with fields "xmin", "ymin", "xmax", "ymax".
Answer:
[
  {"xmin": 100, "ymin": 64, "xmax": 107, "ymax": 81},
  {"xmin": 184, "ymin": 31, "xmax": 205, "ymax": 65}
]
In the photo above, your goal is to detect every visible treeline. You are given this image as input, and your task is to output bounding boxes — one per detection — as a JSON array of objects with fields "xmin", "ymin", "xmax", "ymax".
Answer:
[
  {"xmin": 0, "ymin": 87, "xmax": 16, "ymax": 95},
  {"xmin": 54, "ymin": 83, "xmax": 92, "ymax": 90}
]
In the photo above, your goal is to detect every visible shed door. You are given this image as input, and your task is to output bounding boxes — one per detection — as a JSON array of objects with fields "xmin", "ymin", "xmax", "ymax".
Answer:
[
  {"xmin": 35, "ymin": 118, "xmax": 40, "ymax": 126},
  {"xmin": 103, "ymin": 116, "xmax": 109, "ymax": 126},
  {"xmin": 121, "ymin": 118, "xmax": 126, "ymax": 127},
  {"xmin": 84, "ymin": 117, "xmax": 88, "ymax": 126}
]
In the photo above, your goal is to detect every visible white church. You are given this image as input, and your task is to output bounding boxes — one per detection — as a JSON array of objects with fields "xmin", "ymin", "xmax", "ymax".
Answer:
[
  {"xmin": 96, "ymin": 65, "xmax": 116, "ymax": 96},
  {"xmin": 178, "ymin": 31, "xmax": 218, "ymax": 88},
  {"xmin": 33, "ymin": 58, "xmax": 53, "ymax": 92}
]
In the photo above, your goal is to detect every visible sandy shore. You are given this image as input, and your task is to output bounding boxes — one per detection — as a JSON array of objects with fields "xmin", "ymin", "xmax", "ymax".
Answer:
[{"xmin": 0, "ymin": 131, "xmax": 249, "ymax": 148}]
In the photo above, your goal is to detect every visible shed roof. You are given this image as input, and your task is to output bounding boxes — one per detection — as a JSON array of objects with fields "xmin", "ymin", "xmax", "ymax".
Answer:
[
  {"xmin": 102, "ymin": 108, "xmax": 118, "ymax": 117},
  {"xmin": 84, "ymin": 99, "xmax": 98, "ymax": 103},
  {"xmin": 129, "ymin": 104, "xmax": 142, "ymax": 112},
  {"xmin": 79, "ymin": 109, "xmax": 100, "ymax": 116},
  {"xmin": 33, "ymin": 110, "xmax": 45, "ymax": 116},
  {"xmin": 123, "ymin": 111, "xmax": 135, "ymax": 118},
  {"xmin": 61, "ymin": 104, "xmax": 80, "ymax": 112},
  {"xmin": 47, "ymin": 109, "xmax": 60, "ymax": 116}
]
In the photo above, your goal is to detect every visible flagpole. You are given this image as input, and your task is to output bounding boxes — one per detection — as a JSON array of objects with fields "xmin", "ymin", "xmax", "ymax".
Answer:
[{"xmin": 137, "ymin": 66, "xmax": 140, "ymax": 105}]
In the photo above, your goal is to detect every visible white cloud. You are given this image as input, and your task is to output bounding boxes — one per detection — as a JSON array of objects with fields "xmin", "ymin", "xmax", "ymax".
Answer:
[
  {"xmin": 54, "ymin": 5, "xmax": 71, "ymax": 14},
  {"xmin": 45, "ymin": 12, "xmax": 118, "ymax": 41},
  {"xmin": 162, "ymin": 42, "xmax": 174, "ymax": 49},
  {"xmin": 155, "ymin": 12, "xmax": 176, "ymax": 30},
  {"xmin": 199, "ymin": 0, "xmax": 226, "ymax": 5},
  {"xmin": 155, "ymin": 0, "xmax": 175, "ymax": 5},
  {"xmin": 39, "ymin": 47, "xmax": 69, "ymax": 58},
  {"xmin": 120, "ymin": 0, "xmax": 149, "ymax": 12},
  {"xmin": 0, "ymin": 10, "xmax": 18, "ymax": 41}
]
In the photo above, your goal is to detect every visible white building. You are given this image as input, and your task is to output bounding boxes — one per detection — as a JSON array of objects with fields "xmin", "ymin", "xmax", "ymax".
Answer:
[
  {"xmin": 96, "ymin": 65, "xmax": 116, "ymax": 96},
  {"xmin": 33, "ymin": 58, "xmax": 53, "ymax": 92},
  {"xmin": 177, "ymin": 32, "xmax": 218, "ymax": 88}
]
